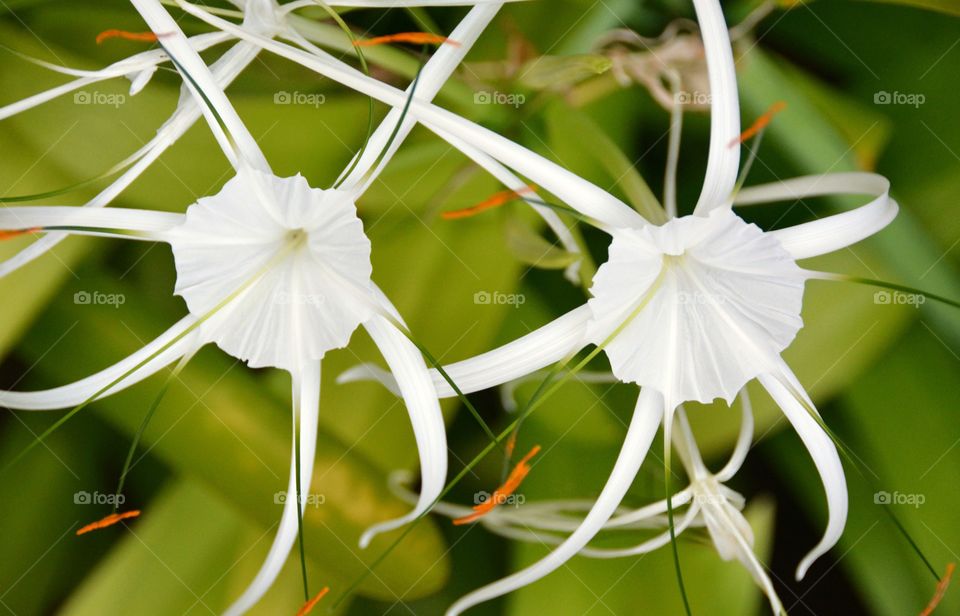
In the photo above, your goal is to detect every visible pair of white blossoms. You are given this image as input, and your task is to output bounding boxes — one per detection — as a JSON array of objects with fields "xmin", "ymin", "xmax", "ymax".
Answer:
[{"xmin": 0, "ymin": 0, "xmax": 897, "ymax": 614}]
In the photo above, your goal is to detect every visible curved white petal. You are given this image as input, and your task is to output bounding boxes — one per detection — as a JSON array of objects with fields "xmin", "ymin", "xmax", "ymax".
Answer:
[
  {"xmin": 0, "ymin": 315, "xmax": 200, "ymax": 410},
  {"xmin": 0, "ymin": 32, "xmax": 231, "ymax": 120},
  {"xmin": 716, "ymin": 389, "xmax": 754, "ymax": 482},
  {"xmin": 446, "ymin": 389, "xmax": 664, "ymax": 616},
  {"xmin": 691, "ymin": 0, "xmax": 741, "ymax": 215},
  {"xmin": 131, "ymin": 0, "xmax": 270, "ymax": 173},
  {"xmin": 224, "ymin": 360, "xmax": 321, "ymax": 616},
  {"xmin": 758, "ymin": 363, "xmax": 847, "ymax": 581},
  {"xmin": 735, "ymin": 173, "xmax": 898, "ymax": 260},
  {"xmin": 359, "ymin": 314, "xmax": 447, "ymax": 548},
  {"xmin": 174, "ymin": 0, "xmax": 644, "ymax": 230},
  {"xmin": 338, "ymin": 304, "xmax": 591, "ymax": 398},
  {"xmin": 334, "ymin": 4, "xmax": 502, "ymax": 193},
  {"xmin": 574, "ymin": 503, "xmax": 699, "ymax": 559},
  {"xmin": 0, "ymin": 206, "xmax": 183, "ymax": 240}
]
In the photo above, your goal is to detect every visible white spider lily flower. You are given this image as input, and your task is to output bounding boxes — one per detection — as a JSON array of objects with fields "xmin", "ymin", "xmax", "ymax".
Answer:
[
  {"xmin": 390, "ymin": 396, "xmax": 786, "ymax": 614},
  {"xmin": 1, "ymin": 2, "xmax": 505, "ymax": 612},
  {"xmin": 261, "ymin": 0, "xmax": 899, "ymax": 610},
  {"xmin": 0, "ymin": 0, "xmax": 535, "ymax": 277}
]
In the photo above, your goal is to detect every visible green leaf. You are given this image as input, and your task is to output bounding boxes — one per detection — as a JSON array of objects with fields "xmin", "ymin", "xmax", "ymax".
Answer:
[
  {"xmin": 14, "ymin": 277, "xmax": 450, "ymax": 600},
  {"xmin": 60, "ymin": 478, "xmax": 356, "ymax": 615}
]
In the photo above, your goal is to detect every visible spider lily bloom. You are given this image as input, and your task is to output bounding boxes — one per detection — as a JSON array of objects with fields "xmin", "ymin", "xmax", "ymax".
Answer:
[
  {"xmin": 0, "ymin": 1, "xmax": 504, "ymax": 612},
  {"xmin": 0, "ymin": 0, "xmax": 531, "ymax": 277},
  {"xmin": 282, "ymin": 0, "xmax": 898, "ymax": 610},
  {"xmin": 391, "ymin": 397, "xmax": 786, "ymax": 614}
]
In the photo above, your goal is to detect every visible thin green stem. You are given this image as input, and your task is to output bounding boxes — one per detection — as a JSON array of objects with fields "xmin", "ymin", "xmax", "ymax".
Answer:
[{"xmin": 113, "ymin": 351, "xmax": 194, "ymax": 510}]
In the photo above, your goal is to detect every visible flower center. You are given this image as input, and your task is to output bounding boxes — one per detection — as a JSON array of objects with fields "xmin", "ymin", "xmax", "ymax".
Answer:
[
  {"xmin": 169, "ymin": 171, "xmax": 374, "ymax": 371},
  {"xmin": 587, "ymin": 209, "xmax": 805, "ymax": 409}
]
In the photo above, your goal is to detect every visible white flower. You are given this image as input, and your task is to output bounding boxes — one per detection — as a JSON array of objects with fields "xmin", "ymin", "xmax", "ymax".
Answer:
[
  {"xmin": 1, "ymin": 1, "xmax": 506, "ymax": 613},
  {"xmin": 265, "ymin": 0, "xmax": 897, "ymax": 611},
  {"xmin": 390, "ymin": 395, "xmax": 787, "ymax": 615}
]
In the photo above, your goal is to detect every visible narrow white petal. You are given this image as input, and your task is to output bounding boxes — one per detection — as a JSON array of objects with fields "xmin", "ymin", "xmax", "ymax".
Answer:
[
  {"xmin": 359, "ymin": 314, "xmax": 447, "ymax": 548},
  {"xmin": 758, "ymin": 363, "xmax": 847, "ymax": 581},
  {"xmin": 735, "ymin": 172, "xmax": 897, "ymax": 259},
  {"xmin": 224, "ymin": 360, "xmax": 321, "ymax": 616},
  {"xmin": 0, "ymin": 32, "xmax": 231, "ymax": 120},
  {"xmin": 131, "ymin": 0, "xmax": 270, "ymax": 173},
  {"xmin": 716, "ymin": 389, "xmax": 754, "ymax": 482},
  {"xmin": 446, "ymin": 389, "xmax": 664, "ymax": 616},
  {"xmin": 336, "ymin": 4, "xmax": 502, "ymax": 192},
  {"xmin": 0, "ymin": 316, "xmax": 199, "ymax": 410},
  {"xmin": 579, "ymin": 503, "xmax": 699, "ymax": 558},
  {"xmin": 339, "ymin": 304, "xmax": 591, "ymax": 398},
  {"xmin": 175, "ymin": 1, "xmax": 644, "ymax": 230},
  {"xmin": 691, "ymin": 0, "xmax": 741, "ymax": 215},
  {"xmin": 0, "ymin": 206, "xmax": 183, "ymax": 239}
]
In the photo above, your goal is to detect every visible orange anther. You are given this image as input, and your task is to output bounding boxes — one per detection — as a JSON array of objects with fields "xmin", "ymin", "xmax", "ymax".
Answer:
[
  {"xmin": 453, "ymin": 445, "xmax": 540, "ymax": 526},
  {"xmin": 920, "ymin": 563, "xmax": 955, "ymax": 616},
  {"xmin": 730, "ymin": 101, "xmax": 787, "ymax": 147},
  {"xmin": 96, "ymin": 29, "xmax": 158, "ymax": 45},
  {"xmin": 442, "ymin": 185, "xmax": 538, "ymax": 220},
  {"xmin": 0, "ymin": 228, "xmax": 40, "ymax": 241},
  {"xmin": 353, "ymin": 32, "xmax": 459, "ymax": 48},
  {"xmin": 296, "ymin": 587, "xmax": 330, "ymax": 616},
  {"xmin": 76, "ymin": 510, "xmax": 141, "ymax": 536}
]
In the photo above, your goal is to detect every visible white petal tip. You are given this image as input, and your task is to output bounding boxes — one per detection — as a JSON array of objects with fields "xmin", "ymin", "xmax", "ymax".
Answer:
[{"xmin": 358, "ymin": 531, "xmax": 374, "ymax": 550}]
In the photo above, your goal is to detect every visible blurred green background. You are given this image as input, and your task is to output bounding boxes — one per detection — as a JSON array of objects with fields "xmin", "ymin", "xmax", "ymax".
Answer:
[{"xmin": 1, "ymin": 0, "xmax": 958, "ymax": 614}]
